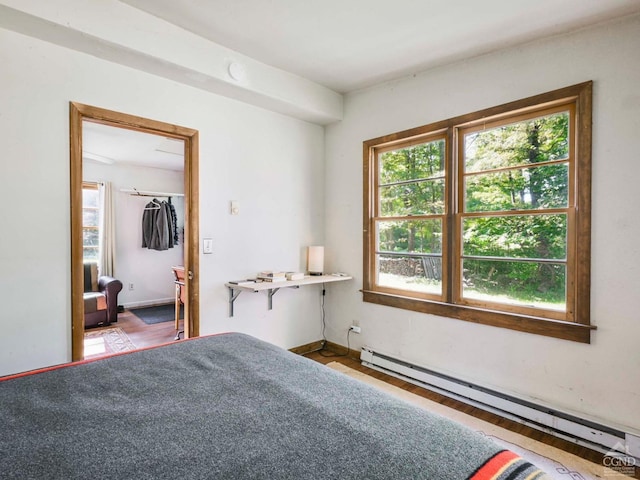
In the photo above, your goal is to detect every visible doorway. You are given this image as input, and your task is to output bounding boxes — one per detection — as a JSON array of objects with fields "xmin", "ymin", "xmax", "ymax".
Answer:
[{"xmin": 70, "ymin": 102, "xmax": 200, "ymax": 361}]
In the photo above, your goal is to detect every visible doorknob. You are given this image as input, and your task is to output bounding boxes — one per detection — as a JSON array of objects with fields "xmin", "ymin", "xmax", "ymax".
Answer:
[{"xmin": 188, "ymin": 270, "xmax": 194, "ymax": 280}]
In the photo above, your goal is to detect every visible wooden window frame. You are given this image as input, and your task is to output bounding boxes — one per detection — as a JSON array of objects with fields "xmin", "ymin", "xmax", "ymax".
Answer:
[{"xmin": 362, "ymin": 82, "xmax": 594, "ymax": 343}]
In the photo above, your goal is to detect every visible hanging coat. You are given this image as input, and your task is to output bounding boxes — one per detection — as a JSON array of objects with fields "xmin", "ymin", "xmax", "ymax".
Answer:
[
  {"xmin": 141, "ymin": 201, "xmax": 157, "ymax": 248},
  {"xmin": 168, "ymin": 198, "xmax": 179, "ymax": 245},
  {"xmin": 142, "ymin": 199, "xmax": 170, "ymax": 251},
  {"xmin": 163, "ymin": 201, "xmax": 174, "ymax": 249}
]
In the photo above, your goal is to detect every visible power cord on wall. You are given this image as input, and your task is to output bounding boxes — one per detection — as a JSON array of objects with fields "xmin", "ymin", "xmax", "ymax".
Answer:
[{"xmin": 318, "ymin": 284, "xmax": 351, "ymax": 358}]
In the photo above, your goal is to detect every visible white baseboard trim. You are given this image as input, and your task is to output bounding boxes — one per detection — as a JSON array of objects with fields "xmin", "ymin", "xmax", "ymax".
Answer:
[{"xmin": 120, "ymin": 298, "xmax": 174, "ymax": 309}]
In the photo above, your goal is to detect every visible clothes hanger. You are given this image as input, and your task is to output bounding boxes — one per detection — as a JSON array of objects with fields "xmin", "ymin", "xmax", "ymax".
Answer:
[{"xmin": 144, "ymin": 198, "xmax": 162, "ymax": 210}]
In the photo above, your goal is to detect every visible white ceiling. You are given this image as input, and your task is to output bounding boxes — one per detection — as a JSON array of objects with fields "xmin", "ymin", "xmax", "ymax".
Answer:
[
  {"xmin": 119, "ymin": 0, "xmax": 640, "ymax": 93},
  {"xmin": 83, "ymin": 121, "xmax": 184, "ymax": 171},
  {"xmin": 82, "ymin": 1, "xmax": 640, "ymax": 163}
]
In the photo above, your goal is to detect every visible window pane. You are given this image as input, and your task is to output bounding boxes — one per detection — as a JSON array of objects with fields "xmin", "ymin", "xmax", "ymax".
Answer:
[
  {"xmin": 380, "ymin": 179, "xmax": 445, "ymax": 216},
  {"xmin": 82, "ymin": 188, "xmax": 100, "ymax": 262},
  {"xmin": 465, "ymin": 163, "xmax": 568, "ymax": 212},
  {"xmin": 83, "ymin": 228, "xmax": 99, "ymax": 247},
  {"xmin": 379, "ymin": 139, "xmax": 445, "ymax": 185},
  {"xmin": 462, "ymin": 214, "xmax": 567, "ymax": 260},
  {"xmin": 464, "ymin": 111, "xmax": 569, "ymax": 173},
  {"xmin": 378, "ymin": 219, "xmax": 442, "ymax": 254},
  {"xmin": 83, "ymin": 247, "xmax": 99, "ymax": 262},
  {"xmin": 83, "ymin": 208, "xmax": 99, "ymax": 227},
  {"xmin": 377, "ymin": 254, "xmax": 442, "ymax": 295},
  {"xmin": 82, "ymin": 188, "xmax": 99, "ymax": 208},
  {"xmin": 462, "ymin": 259, "xmax": 565, "ymax": 311}
]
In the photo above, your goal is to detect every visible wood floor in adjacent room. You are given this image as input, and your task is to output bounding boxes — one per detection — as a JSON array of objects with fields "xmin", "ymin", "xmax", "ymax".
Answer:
[
  {"xmin": 84, "ymin": 307, "xmax": 182, "ymax": 360},
  {"xmin": 115, "ymin": 309, "xmax": 183, "ymax": 348},
  {"xmin": 304, "ymin": 347, "xmax": 633, "ymax": 478}
]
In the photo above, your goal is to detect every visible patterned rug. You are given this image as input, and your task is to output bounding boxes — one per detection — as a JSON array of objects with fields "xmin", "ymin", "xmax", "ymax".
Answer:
[
  {"xmin": 84, "ymin": 327, "xmax": 137, "ymax": 359},
  {"xmin": 326, "ymin": 362, "xmax": 620, "ymax": 480}
]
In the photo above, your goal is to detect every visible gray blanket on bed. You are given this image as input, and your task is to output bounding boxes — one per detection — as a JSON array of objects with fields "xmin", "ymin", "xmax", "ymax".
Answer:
[{"xmin": 0, "ymin": 333, "xmax": 545, "ymax": 479}]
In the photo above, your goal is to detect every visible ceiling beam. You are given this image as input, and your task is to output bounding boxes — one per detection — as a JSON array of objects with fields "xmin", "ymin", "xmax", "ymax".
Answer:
[{"xmin": 0, "ymin": 0, "xmax": 343, "ymax": 125}]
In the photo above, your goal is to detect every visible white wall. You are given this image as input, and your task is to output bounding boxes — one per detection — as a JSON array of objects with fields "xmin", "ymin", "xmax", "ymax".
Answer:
[
  {"xmin": 83, "ymin": 162, "xmax": 184, "ymax": 307},
  {"xmin": 0, "ymin": 28, "xmax": 325, "ymax": 376},
  {"xmin": 325, "ymin": 15, "xmax": 640, "ymax": 431}
]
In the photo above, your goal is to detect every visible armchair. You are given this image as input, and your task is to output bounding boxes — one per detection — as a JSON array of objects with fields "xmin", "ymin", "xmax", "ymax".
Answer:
[{"xmin": 84, "ymin": 263, "xmax": 123, "ymax": 328}]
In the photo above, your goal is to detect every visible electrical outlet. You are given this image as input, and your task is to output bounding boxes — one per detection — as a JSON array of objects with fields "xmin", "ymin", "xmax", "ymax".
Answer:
[{"xmin": 350, "ymin": 326, "xmax": 361, "ymax": 334}]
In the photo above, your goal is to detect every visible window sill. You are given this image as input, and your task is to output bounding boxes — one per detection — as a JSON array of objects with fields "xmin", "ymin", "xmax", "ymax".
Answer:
[{"xmin": 362, "ymin": 290, "xmax": 595, "ymax": 343}]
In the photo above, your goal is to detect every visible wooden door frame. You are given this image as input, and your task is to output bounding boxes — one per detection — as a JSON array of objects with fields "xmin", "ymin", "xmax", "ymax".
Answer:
[{"xmin": 70, "ymin": 102, "xmax": 200, "ymax": 361}]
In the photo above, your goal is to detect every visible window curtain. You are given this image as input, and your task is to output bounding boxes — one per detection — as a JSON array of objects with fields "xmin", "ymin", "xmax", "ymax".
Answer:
[{"xmin": 98, "ymin": 181, "xmax": 116, "ymax": 277}]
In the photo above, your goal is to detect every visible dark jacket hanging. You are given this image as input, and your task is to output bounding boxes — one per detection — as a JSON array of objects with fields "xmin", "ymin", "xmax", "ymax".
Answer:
[
  {"xmin": 142, "ymin": 199, "xmax": 172, "ymax": 251},
  {"xmin": 168, "ymin": 197, "xmax": 179, "ymax": 245},
  {"xmin": 163, "ymin": 201, "xmax": 174, "ymax": 249}
]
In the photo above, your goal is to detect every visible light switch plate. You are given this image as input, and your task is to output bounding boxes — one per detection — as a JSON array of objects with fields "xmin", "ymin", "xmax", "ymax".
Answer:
[
  {"xmin": 230, "ymin": 201, "xmax": 239, "ymax": 215},
  {"xmin": 203, "ymin": 238, "xmax": 213, "ymax": 254}
]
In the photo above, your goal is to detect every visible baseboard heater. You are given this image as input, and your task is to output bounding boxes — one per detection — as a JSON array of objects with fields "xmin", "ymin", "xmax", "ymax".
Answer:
[{"xmin": 361, "ymin": 347, "xmax": 640, "ymax": 459}]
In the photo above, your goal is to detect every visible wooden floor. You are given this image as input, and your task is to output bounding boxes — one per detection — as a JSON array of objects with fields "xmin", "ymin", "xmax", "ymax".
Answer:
[
  {"xmin": 304, "ymin": 346, "xmax": 621, "ymax": 474},
  {"xmin": 84, "ymin": 306, "xmax": 182, "ymax": 355}
]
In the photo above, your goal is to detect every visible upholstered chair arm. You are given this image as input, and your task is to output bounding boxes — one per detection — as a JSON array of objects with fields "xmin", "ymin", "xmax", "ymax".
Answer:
[
  {"xmin": 98, "ymin": 276, "xmax": 122, "ymax": 293},
  {"xmin": 98, "ymin": 276, "xmax": 123, "ymax": 324}
]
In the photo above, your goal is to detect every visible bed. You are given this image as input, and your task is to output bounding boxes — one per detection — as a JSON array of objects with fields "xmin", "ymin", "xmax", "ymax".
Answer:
[{"xmin": 0, "ymin": 332, "xmax": 548, "ymax": 479}]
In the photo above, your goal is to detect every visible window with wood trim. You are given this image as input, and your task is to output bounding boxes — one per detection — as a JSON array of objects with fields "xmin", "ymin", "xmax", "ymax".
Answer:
[
  {"xmin": 82, "ymin": 182, "xmax": 100, "ymax": 262},
  {"xmin": 363, "ymin": 82, "xmax": 594, "ymax": 343}
]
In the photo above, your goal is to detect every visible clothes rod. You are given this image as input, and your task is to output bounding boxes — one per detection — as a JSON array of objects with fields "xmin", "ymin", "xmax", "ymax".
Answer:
[{"xmin": 120, "ymin": 188, "xmax": 184, "ymax": 197}]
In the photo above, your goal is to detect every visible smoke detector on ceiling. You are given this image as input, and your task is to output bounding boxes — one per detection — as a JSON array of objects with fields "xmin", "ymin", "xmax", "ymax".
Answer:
[{"xmin": 228, "ymin": 62, "xmax": 246, "ymax": 82}]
